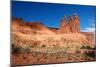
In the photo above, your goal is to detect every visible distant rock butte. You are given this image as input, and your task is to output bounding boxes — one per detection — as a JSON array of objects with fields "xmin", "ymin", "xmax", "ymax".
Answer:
[
  {"xmin": 12, "ymin": 15, "xmax": 95, "ymax": 46},
  {"xmin": 59, "ymin": 15, "xmax": 80, "ymax": 33},
  {"xmin": 12, "ymin": 17, "xmax": 55, "ymax": 34},
  {"xmin": 12, "ymin": 15, "xmax": 93, "ymax": 35}
]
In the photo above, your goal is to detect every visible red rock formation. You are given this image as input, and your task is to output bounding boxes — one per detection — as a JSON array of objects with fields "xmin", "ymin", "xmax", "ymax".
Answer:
[
  {"xmin": 81, "ymin": 32, "xmax": 95, "ymax": 45},
  {"xmin": 68, "ymin": 16, "xmax": 74, "ymax": 32},
  {"xmin": 12, "ymin": 18, "xmax": 55, "ymax": 34},
  {"xmin": 12, "ymin": 17, "xmax": 95, "ymax": 46},
  {"xmin": 73, "ymin": 15, "xmax": 80, "ymax": 33},
  {"xmin": 59, "ymin": 15, "xmax": 70, "ymax": 33},
  {"xmin": 59, "ymin": 14, "xmax": 80, "ymax": 33}
]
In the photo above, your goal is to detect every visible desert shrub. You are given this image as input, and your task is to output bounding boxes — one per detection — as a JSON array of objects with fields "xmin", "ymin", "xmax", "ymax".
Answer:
[
  {"xmin": 37, "ymin": 58, "xmax": 40, "ymax": 62},
  {"xmin": 80, "ymin": 45, "xmax": 93, "ymax": 49},
  {"xmin": 12, "ymin": 44, "xmax": 31, "ymax": 54},
  {"xmin": 12, "ymin": 45, "xmax": 23, "ymax": 54},
  {"xmin": 44, "ymin": 56, "xmax": 48, "ymax": 59},
  {"xmin": 42, "ymin": 45, "xmax": 46, "ymax": 47},
  {"xmin": 86, "ymin": 46, "xmax": 93, "ymax": 49},
  {"xmin": 76, "ymin": 50, "xmax": 81, "ymax": 54},
  {"xmin": 23, "ymin": 56, "xmax": 27, "ymax": 59},
  {"xmin": 30, "ymin": 45, "xmax": 33, "ymax": 48},
  {"xmin": 93, "ymin": 46, "xmax": 96, "ymax": 50},
  {"xmin": 61, "ymin": 37, "xmax": 66, "ymax": 41},
  {"xmin": 32, "ymin": 52, "xmax": 38, "ymax": 57},
  {"xmin": 24, "ymin": 47, "xmax": 31, "ymax": 53},
  {"xmin": 84, "ymin": 50, "xmax": 96, "ymax": 58},
  {"xmin": 53, "ymin": 45, "xmax": 56, "ymax": 47},
  {"xmin": 12, "ymin": 44, "xmax": 15, "ymax": 49}
]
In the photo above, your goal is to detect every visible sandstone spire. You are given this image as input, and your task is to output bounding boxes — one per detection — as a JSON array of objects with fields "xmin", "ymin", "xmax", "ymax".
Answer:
[
  {"xmin": 59, "ymin": 15, "xmax": 70, "ymax": 33},
  {"xmin": 68, "ymin": 16, "xmax": 74, "ymax": 32},
  {"xmin": 60, "ymin": 15, "xmax": 67, "ymax": 28},
  {"xmin": 73, "ymin": 14, "xmax": 80, "ymax": 33},
  {"xmin": 59, "ymin": 14, "xmax": 80, "ymax": 33}
]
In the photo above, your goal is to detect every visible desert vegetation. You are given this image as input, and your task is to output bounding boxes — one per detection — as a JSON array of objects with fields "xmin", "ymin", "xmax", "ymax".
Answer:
[
  {"xmin": 11, "ymin": 16, "xmax": 96, "ymax": 66},
  {"xmin": 11, "ymin": 32, "xmax": 96, "ymax": 66}
]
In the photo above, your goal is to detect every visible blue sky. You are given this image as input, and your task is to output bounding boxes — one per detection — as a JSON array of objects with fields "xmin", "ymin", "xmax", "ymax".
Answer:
[{"xmin": 12, "ymin": 1, "xmax": 96, "ymax": 32}]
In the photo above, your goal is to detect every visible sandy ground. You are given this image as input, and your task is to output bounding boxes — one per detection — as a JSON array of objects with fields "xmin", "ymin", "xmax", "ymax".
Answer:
[{"xmin": 11, "ymin": 32, "xmax": 96, "ymax": 66}]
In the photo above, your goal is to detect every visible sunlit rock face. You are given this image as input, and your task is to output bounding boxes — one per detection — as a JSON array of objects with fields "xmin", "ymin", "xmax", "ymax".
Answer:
[
  {"xmin": 59, "ymin": 15, "xmax": 70, "ymax": 33},
  {"xmin": 73, "ymin": 15, "xmax": 80, "ymax": 33},
  {"xmin": 59, "ymin": 14, "xmax": 80, "ymax": 33},
  {"xmin": 11, "ymin": 15, "xmax": 95, "ymax": 65},
  {"xmin": 12, "ymin": 15, "xmax": 95, "ymax": 46}
]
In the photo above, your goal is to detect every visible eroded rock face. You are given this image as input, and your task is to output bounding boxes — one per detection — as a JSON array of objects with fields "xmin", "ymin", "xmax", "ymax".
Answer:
[
  {"xmin": 68, "ymin": 16, "xmax": 74, "ymax": 32},
  {"xmin": 11, "ymin": 15, "xmax": 95, "ymax": 66},
  {"xmin": 59, "ymin": 15, "xmax": 80, "ymax": 33},
  {"xmin": 12, "ymin": 18, "xmax": 55, "ymax": 34},
  {"xmin": 12, "ymin": 14, "xmax": 80, "ymax": 34},
  {"xmin": 73, "ymin": 15, "xmax": 80, "ymax": 33},
  {"xmin": 59, "ymin": 15, "xmax": 70, "ymax": 33},
  {"xmin": 12, "ymin": 16, "xmax": 94, "ymax": 46},
  {"xmin": 81, "ymin": 32, "xmax": 95, "ymax": 46}
]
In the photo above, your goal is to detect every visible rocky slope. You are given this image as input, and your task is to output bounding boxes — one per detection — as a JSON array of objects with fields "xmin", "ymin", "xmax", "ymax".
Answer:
[
  {"xmin": 12, "ymin": 18, "xmax": 55, "ymax": 34},
  {"xmin": 11, "ymin": 15, "xmax": 95, "ymax": 66},
  {"xmin": 12, "ymin": 14, "xmax": 95, "ymax": 46}
]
